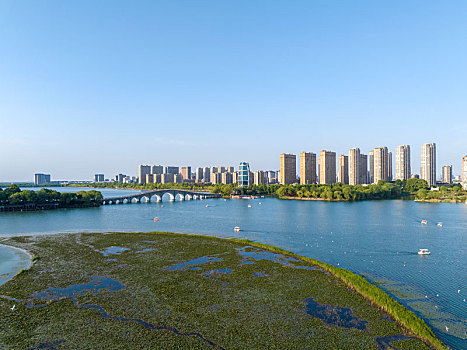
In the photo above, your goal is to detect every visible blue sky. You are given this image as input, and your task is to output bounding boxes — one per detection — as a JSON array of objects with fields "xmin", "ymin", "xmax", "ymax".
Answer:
[{"xmin": 0, "ymin": 1, "xmax": 466, "ymax": 181}]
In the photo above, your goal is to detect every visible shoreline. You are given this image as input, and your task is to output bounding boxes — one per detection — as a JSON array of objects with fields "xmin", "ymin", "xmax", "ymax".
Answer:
[
  {"xmin": 0, "ymin": 243, "xmax": 34, "ymax": 286},
  {"xmin": 0, "ymin": 231, "xmax": 446, "ymax": 349}
]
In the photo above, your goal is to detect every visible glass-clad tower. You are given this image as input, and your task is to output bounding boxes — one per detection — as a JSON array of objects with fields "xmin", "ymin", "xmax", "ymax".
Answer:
[{"xmin": 238, "ymin": 162, "xmax": 250, "ymax": 187}]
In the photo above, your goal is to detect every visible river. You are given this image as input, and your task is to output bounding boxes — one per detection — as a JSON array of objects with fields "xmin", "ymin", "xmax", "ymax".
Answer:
[{"xmin": 0, "ymin": 187, "xmax": 465, "ymax": 349}]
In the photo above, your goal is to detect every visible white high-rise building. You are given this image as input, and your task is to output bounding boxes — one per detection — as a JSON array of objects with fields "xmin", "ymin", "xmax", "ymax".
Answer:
[
  {"xmin": 372, "ymin": 147, "xmax": 389, "ymax": 183},
  {"xmin": 442, "ymin": 165, "xmax": 452, "ymax": 184},
  {"xmin": 348, "ymin": 148, "xmax": 361, "ymax": 185},
  {"xmin": 421, "ymin": 143, "xmax": 436, "ymax": 187},
  {"xmin": 395, "ymin": 145, "xmax": 411, "ymax": 181}
]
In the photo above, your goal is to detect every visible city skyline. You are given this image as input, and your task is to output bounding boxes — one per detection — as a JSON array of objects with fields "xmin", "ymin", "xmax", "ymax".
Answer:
[
  {"xmin": 25, "ymin": 143, "xmax": 465, "ymax": 184},
  {"xmin": 1, "ymin": 2, "xmax": 466, "ymax": 181}
]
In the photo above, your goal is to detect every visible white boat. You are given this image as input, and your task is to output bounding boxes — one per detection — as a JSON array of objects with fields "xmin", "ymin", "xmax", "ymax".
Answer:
[
  {"xmin": 247, "ymin": 204, "xmax": 252, "ymax": 208},
  {"xmin": 234, "ymin": 226, "xmax": 240, "ymax": 232},
  {"xmin": 421, "ymin": 220, "xmax": 427, "ymax": 225},
  {"xmin": 437, "ymin": 222, "xmax": 443, "ymax": 227},
  {"xmin": 418, "ymin": 249, "xmax": 431, "ymax": 255}
]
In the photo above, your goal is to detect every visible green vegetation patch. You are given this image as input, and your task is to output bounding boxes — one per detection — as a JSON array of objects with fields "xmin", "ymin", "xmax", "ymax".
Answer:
[{"xmin": 0, "ymin": 232, "xmax": 439, "ymax": 349}]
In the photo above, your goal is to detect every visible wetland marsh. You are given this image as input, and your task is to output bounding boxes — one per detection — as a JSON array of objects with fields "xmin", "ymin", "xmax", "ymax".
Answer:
[{"xmin": 0, "ymin": 232, "xmax": 437, "ymax": 349}]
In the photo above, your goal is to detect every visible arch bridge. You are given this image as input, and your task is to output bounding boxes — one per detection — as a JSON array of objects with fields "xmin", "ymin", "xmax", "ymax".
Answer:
[{"xmin": 102, "ymin": 189, "xmax": 221, "ymax": 205}]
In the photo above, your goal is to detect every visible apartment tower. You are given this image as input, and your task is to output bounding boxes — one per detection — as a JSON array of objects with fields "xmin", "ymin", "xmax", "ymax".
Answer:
[
  {"xmin": 300, "ymin": 152, "xmax": 316, "ymax": 185},
  {"xmin": 181, "ymin": 166, "xmax": 192, "ymax": 180},
  {"xmin": 462, "ymin": 156, "xmax": 467, "ymax": 190},
  {"xmin": 318, "ymin": 150, "xmax": 336, "ymax": 184},
  {"xmin": 395, "ymin": 145, "xmax": 411, "ymax": 181},
  {"xmin": 138, "ymin": 165, "xmax": 151, "ymax": 184},
  {"xmin": 280, "ymin": 153, "xmax": 297, "ymax": 185},
  {"xmin": 372, "ymin": 147, "xmax": 389, "ymax": 183},
  {"xmin": 338, "ymin": 155, "xmax": 348, "ymax": 184},
  {"xmin": 360, "ymin": 154, "xmax": 368, "ymax": 184},
  {"xmin": 151, "ymin": 165, "xmax": 163, "ymax": 175},
  {"xmin": 254, "ymin": 171, "xmax": 267, "ymax": 185},
  {"xmin": 442, "ymin": 165, "xmax": 452, "ymax": 184},
  {"xmin": 348, "ymin": 148, "xmax": 361, "ymax": 185},
  {"xmin": 368, "ymin": 150, "xmax": 375, "ymax": 184},
  {"xmin": 387, "ymin": 152, "xmax": 393, "ymax": 181},
  {"xmin": 421, "ymin": 143, "xmax": 436, "ymax": 187}
]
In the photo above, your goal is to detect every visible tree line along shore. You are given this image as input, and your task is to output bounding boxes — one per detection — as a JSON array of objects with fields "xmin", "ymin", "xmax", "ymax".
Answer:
[
  {"xmin": 66, "ymin": 178, "xmax": 466, "ymax": 203},
  {"xmin": 0, "ymin": 185, "xmax": 103, "ymax": 212},
  {"xmin": 1, "ymin": 178, "xmax": 465, "ymax": 213}
]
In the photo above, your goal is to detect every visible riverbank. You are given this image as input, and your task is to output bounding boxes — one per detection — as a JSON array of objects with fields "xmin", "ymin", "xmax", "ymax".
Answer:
[{"xmin": 0, "ymin": 231, "xmax": 444, "ymax": 349}]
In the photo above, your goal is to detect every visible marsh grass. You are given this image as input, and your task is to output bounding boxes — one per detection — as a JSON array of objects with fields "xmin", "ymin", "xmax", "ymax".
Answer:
[{"xmin": 0, "ymin": 231, "xmax": 443, "ymax": 349}]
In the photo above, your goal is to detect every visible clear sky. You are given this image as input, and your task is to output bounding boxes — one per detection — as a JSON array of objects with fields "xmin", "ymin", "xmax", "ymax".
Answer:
[{"xmin": 0, "ymin": 1, "xmax": 466, "ymax": 181}]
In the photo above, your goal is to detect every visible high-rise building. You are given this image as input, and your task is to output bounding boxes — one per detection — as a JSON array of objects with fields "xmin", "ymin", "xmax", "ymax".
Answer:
[
  {"xmin": 165, "ymin": 166, "xmax": 179, "ymax": 175},
  {"xmin": 94, "ymin": 174, "xmax": 104, "ymax": 183},
  {"xmin": 368, "ymin": 150, "xmax": 375, "ymax": 184},
  {"xmin": 146, "ymin": 174, "xmax": 154, "ymax": 184},
  {"xmin": 238, "ymin": 162, "xmax": 251, "ymax": 187},
  {"xmin": 221, "ymin": 172, "xmax": 233, "ymax": 185},
  {"xmin": 266, "ymin": 170, "xmax": 277, "ymax": 184},
  {"xmin": 226, "ymin": 166, "xmax": 234, "ymax": 173},
  {"xmin": 232, "ymin": 171, "xmax": 238, "ymax": 184},
  {"xmin": 174, "ymin": 174, "xmax": 183, "ymax": 184},
  {"xmin": 442, "ymin": 165, "xmax": 452, "ymax": 184},
  {"xmin": 421, "ymin": 143, "xmax": 436, "ymax": 187},
  {"xmin": 195, "ymin": 167, "xmax": 203, "ymax": 182},
  {"xmin": 153, "ymin": 174, "xmax": 161, "ymax": 183},
  {"xmin": 387, "ymin": 152, "xmax": 393, "ymax": 181},
  {"xmin": 151, "ymin": 165, "xmax": 163, "ymax": 175},
  {"xmin": 372, "ymin": 147, "xmax": 389, "ymax": 183},
  {"xmin": 395, "ymin": 145, "xmax": 411, "ymax": 181},
  {"xmin": 138, "ymin": 165, "xmax": 151, "ymax": 184},
  {"xmin": 211, "ymin": 173, "xmax": 222, "ymax": 184},
  {"xmin": 115, "ymin": 174, "xmax": 126, "ymax": 183},
  {"xmin": 203, "ymin": 167, "xmax": 211, "ymax": 183},
  {"xmin": 35, "ymin": 173, "xmax": 51, "ymax": 185},
  {"xmin": 318, "ymin": 150, "xmax": 336, "ymax": 184},
  {"xmin": 348, "ymin": 148, "xmax": 360, "ymax": 185},
  {"xmin": 338, "ymin": 155, "xmax": 348, "ymax": 184},
  {"xmin": 300, "ymin": 152, "xmax": 316, "ymax": 185},
  {"xmin": 280, "ymin": 153, "xmax": 296, "ymax": 185},
  {"xmin": 462, "ymin": 156, "xmax": 467, "ymax": 190},
  {"xmin": 360, "ymin": 154, "xmax": 368, "ymax": 184},
  {"xmin": 254, "ymin": 171, "xmax": 267, "ymax": 185},
  {"xmin": 181, "ymin": 166, "xmax": 191, "ymax": 180},
  {"xmin": 161, "ymin": 173, "xmax": 175, "ymax": 184}
]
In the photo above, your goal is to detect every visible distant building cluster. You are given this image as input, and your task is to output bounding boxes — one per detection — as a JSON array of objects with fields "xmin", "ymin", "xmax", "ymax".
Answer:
[
  {"xmin": 84, "ymin": 143, "xmax": 465, "ymax": 189},
  {"xmin": 92, "ymin": 163, "xmax": 279, "ymax": 187},
  {"xmin": 279, "ymin": 143, "xmax": 463, "ymax": 188}
]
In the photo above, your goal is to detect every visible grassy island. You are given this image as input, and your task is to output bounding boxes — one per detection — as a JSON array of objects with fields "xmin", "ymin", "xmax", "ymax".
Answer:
[{"xmin": 0, "ymin": 232, "xmax": 444, "ymax": 349}]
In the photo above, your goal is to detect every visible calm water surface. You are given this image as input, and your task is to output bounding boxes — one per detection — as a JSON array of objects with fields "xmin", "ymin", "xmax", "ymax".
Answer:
[{"xmin": 0, "ymin": 187, "xmax": 465, "ymax": 348}]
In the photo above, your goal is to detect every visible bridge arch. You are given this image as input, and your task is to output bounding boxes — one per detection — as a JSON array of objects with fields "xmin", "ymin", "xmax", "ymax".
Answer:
[
  {"xmin": 162, "ymin": 192, "xmax": 175, "ymax": 201},
  {"xmin": 175, "ymin": 193, "xmax": 185, "ymax": 201},
  {"xmin": 150, "ymin": 194, "xmax": 162, "ymax": 202}
]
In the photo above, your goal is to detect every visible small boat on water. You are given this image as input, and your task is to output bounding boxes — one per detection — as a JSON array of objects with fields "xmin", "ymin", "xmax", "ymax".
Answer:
[
  {"xmin": 205, "ymin": 205, "xmax": 209, "ymax": 208},
  {"xmin": 437, "ymin": 222, "xmax": 443, "ymax": 227},
  {"xmin": 234, "ymin": 226, "xmax": 240, "ymax": 232},
  {"xmin": 247, "ymin": 204, "xmax": 252, "ymax": 208},
  {"xmin": 418, "ymin": 249, "xmax": 431, "ymax": 255},
  {"xmin": 421, "ymin": 220, "xmax": 428, "ymax": 225},
  {"xmin": 153, "ymin": 217, "xmax": 159, "ymax": 222}
]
